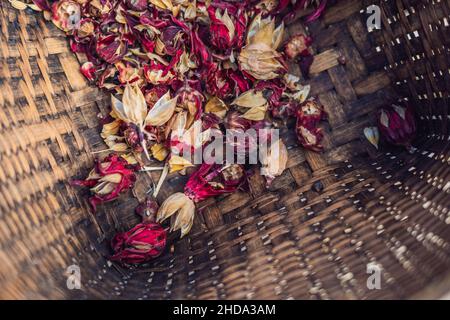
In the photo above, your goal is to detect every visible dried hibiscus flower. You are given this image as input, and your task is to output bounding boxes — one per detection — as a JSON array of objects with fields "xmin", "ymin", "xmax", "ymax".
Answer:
[
  {"xmin": 260, "ymin": 138, "xmax": 288, "ymax": 186},
  {"xmin": 296, "ymin": 100, "xmax": 327, "ymax": 152},
  {"xmin": 111, "ymin": 83, "xmax": 177, "ymax": 159},
  {"xmin": 285, "ymin": 34, "xmax": 314, "ymax": 77},
  {"xmin": 71, "ymin": 154, "xmax": 138, "ymax": 212},
  {"xmin": 157, "ymin": 163, "xmax": 246, "ymax": 237},
  {"xmin": 238, "ymin": 14, "xmax": 286, "ymax": 80},
  {"xmin": 207, "ymin": 1, "xmax": 247, "ymax": 51},
  {"xmin": 111, "ymin": 222, "xmax": 167, "ymax": 264},
  {"xmin": 378, "ymin": 103, "xmax": 416, "ymax": 151}
]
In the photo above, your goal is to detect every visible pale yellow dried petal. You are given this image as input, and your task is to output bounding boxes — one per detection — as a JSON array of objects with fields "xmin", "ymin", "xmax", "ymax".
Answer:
[
  {"xmin": 205, "ymin": 97, "xmax": 228, "ymax": 118},
  {"xmin": 99, "ymin": 173, "xmax": 123, "ymax": 184},
  {"xmin": 145, "ymin": 91, "xmax": 178, "ymax": 126},
  {"xmin": 252, "ymin": 18, "xmax": 275, "ymax": 47},
  {"xmin": 157, "ymin": 192, "xmax": 195, "ymax": 237},
  {"xmin": 169, "ymin": 155, "xmax": 194, "ymax": 173},
  {"xmin": 272, "ymin": 22, "xmax": 285, "ymax": 49},
  {"xmin": 91, "ymin": 181, "xmax": 117, "ymax": 195},
  {"xmin": 150, "ymin": 0, "xmax": 173, "ymax": 10},
  {"xmin": 101, "ymin": 119, "xmax": 121, "ymax": 139},
  {"xmin": 111, "ymin": 143, "xmax": 129, "ymax": 152},
  {"xmin": 157, "ymin": 193, "xmax": 187, "ymax": 222},
  {"xmin": 122, "ymin": 84, "xmax": 148, "ymax": 126},
  {"xmin": 232, "ymin": 90, "xmax": 267, "ymax": 108},
  {"xmin": 240, "ymin": 105, "xmax": 267, "ymax": 121},
  {"xmin": 261, "ymin": 139, "xmax": 288, "ymax": 180}
]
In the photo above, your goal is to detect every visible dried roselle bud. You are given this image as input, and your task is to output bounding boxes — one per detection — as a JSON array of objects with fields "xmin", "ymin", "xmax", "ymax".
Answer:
[
  {"xmin": 110, "ymin": 222, "xmax": 167, "ymax": 264},
  {"xmin": 184, "ymin": 164, "xmax": 246, "ymax": 202},
  {"xmin": 224, "ymin": 111, "xmax": 253, "ymax": 130},
  {"xmin": 208, "ymin": 4, "xmax": 248, "ymax": 51},
  {"xmin": 144, "ymin": 62, "xmax": 175, "ymax": 85},
  {"xmin": 297, "ymin": 100, "xmax": 327, "ymax": 127},
  {"xmin": 123, "ymin": 123, "xmax": 143, "ymax": 152},
  {"xmin": 145, "ymin": 85, "xmax": 170, "ymax": 107},
  {"xmin": 221, "ymin": 164, "xmax": 245, "ymax": 187},
  {"xmin": 157, "ymin": 163, "xmax": 247, "ymax": 237},
  {"xmin": 175, "ymin": 81, "xmax": 204, "ymax": 119},
  {"xmin": 52, "ymin": 0, "xmax": 81, "ymax": 32},
  {"xmin": 238, "ymin": 15, "xmax": 286, "ymax": 80},
  {"xmin": 296, "ymin": 125, "xmax": 324, "ymax": 152},
  {"xmin": 378, "ymin": 103, "xmax": 416, "ymax": 150},
  {"xmin": 71, "ymin": 154, "xmax": 138, "ymax": 212},
  {"xmin": 285, "ymin": 34, "xmax": 313, "ymax": 60},
  {"xmin": 116, "ymin": 62, "xmax": 141, "ymax": 85}
]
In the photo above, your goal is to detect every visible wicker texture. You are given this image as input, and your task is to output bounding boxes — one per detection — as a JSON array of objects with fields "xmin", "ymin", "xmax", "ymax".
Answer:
[{"xmin": 0, "ymin": 0, "xmax": 449, "ymax": 299}]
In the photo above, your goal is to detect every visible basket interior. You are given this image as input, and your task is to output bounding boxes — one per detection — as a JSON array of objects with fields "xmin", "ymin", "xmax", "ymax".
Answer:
[{"xmin": 0, "ymin": 0, "xmax": 449, "ymax": 299}]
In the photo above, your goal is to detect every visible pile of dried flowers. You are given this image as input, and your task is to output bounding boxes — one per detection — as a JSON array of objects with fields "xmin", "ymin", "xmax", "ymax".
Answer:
[{"xmin": 15, "ymin": 0, "xmax": 412, "ymax": 266}]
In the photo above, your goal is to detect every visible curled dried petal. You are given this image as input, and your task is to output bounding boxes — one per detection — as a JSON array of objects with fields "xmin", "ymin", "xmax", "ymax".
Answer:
[
  {"xmin": 111, "ymin": 222, "xmax": 166, "ymax": 264},
  {"xmin": 145, "ymin": 91, "xmax": 178, "ymax": 126},
  {"xmin": 260, "ymin": 139, "xmax": 288, "ymax": 186},
  {"xmin": 157, "ymin": 192, "xmax": 195, "ymax": 238}
]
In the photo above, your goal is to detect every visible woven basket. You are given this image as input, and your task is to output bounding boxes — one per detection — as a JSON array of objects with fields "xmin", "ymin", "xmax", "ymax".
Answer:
[{"xmin": 0, "ymin": 0, "xmax": 449, "ymax": 299}]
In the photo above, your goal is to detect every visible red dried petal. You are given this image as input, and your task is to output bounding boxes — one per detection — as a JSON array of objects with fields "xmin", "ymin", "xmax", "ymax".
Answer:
[
  {"xmin": 71, "ymin": 154, "xmax": 138, "ymax": 212},
  {"xmin": 377, "ymin": 103, "xmax": 416, "ymax": 148},
  {"xmin": 184, "ymin": 164, "xmax": 246, "ymax": 202},
  {"xmin": 96, "ymin": 34, "xmax": 128, "ymax": 64}
]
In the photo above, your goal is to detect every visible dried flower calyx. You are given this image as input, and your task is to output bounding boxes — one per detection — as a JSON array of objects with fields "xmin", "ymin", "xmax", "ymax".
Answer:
[
  {"xmin": 111, "ymin": 222, "xmax": 167, "ymax": 264},
  {"xmin": 378, "ymin": 103, "xmax": 416, "ymax": 150},
  {"xmin": 157, "ymin": 163, "xmax": 247, "ymax": 237},
  {"xmin": 296, "ymin": 99, "xmax": 327, "ymax": 152},
  {"xmin": 71, "ymin": 154, "xmax": 138, "ymax": 212}
]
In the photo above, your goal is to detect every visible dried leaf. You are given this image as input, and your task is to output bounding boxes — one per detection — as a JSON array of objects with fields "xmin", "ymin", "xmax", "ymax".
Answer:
[
  {"xmin": 10, "ymin": 0, "xmax": 28, "ymax": 10},
  {"xmin": 122, "ymin": 84, "xmax": 147, "ymax": 126},
  {"xmin": 99, "ymin": 173, "xmax": 123, "ymax": 184},
  {"xmin": 261, "ymin": 139, "xmax": 288, "ymax": 184}
]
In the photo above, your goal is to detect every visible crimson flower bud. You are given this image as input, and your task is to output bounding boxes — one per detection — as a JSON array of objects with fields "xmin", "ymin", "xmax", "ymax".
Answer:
[
  {"xmin": 378, "ymin": 103, "xmax": 416, "ymax": 150},
  {"xmin": 123, "ymin": 123, "xmax": 142, "ymax": 150},
  {"xmin": 111, "ymin": 223, "xmax": 167, "ymax": 264},
  {"xmin": 296, "ymin": 100, "xmax": 327, "ymax": 152},
  {"xmin": 71, "ymin": 154, "xmax": 138, "ymax": 212}
]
